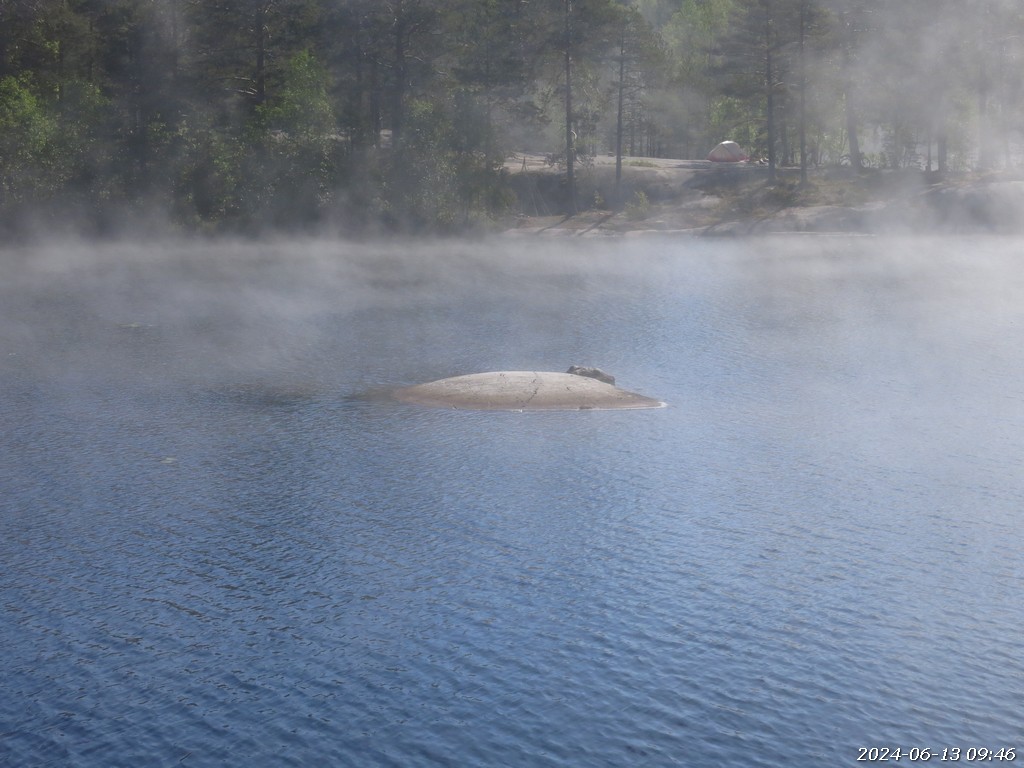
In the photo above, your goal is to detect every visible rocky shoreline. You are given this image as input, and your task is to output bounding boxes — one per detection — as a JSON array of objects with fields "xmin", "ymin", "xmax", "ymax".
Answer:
[{"xmin": 501, "ymin": 156, "xmax": 1024, "ymax": 237}]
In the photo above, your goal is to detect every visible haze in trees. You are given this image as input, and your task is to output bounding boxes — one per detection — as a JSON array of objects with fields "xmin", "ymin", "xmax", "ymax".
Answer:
[{"xmin": 1, "ymin": 0, "xmax": 1021, "ymax": 235}]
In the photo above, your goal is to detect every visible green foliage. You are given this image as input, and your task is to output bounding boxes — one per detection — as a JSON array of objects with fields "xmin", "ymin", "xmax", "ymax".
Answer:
[
  {"xmin": 384, "ymin": 97, "xmax": 510, "ymax": 231},
  {"xmin": 403, "ymin": 101, "xmax": 461, "ymax": 228},
  {"xmin": 254, "ymin": 51, "xmax": 339, "ymax": 226},
  {"xmin": 624, "ymin": 189, "xmax": 650, "ymax": 219},
  {"xmin": 0, "ymin": 75, "xmax": 57, "ymax": 202},
  {"xmin": 0, "ymin": 0, "xmax": 1023, "ymax": 233},
  {"xmin": 172, "ymin": 124, "xmax": 246, "ymax": 229},
  {"xmin": 705, "ymin": 93, "xmax": 767, "ymax": 162},
  {"xmin": 0, "ymin": 76, "xmax": 51, "ymax": 156},
  {"xmin": 258, "ymin": 50, "xmax": 334, "ymax": 141},
  {"xmin": 52, "ymin": 80, "xmax": 114, "ymax": 193}
]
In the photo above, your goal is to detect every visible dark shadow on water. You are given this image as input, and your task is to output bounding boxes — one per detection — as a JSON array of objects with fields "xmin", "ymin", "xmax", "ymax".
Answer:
[
  {"xmin": 199, "ymin": 382, "xmax": 326, "ymax": 409},
  {"xmin": 343, "ymin": 387, "xmax": 398, "ymax": 405}
]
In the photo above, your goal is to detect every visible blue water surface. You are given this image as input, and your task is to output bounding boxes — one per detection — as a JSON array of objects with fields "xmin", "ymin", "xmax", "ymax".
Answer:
[{"xmin": 2, "ymin": 237, "xmax": 1022, "ymax": 766}]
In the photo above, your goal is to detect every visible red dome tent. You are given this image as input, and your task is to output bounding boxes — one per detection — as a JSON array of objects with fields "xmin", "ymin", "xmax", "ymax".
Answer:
[{"xmin": 707, "ymin": 141, "xmax": 749, "ymax": 162}]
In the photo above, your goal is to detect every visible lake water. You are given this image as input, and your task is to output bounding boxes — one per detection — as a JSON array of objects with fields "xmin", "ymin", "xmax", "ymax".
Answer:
[{"xmin": 2, "ymin": 236, "xmax": 1022, "ymax": 766}]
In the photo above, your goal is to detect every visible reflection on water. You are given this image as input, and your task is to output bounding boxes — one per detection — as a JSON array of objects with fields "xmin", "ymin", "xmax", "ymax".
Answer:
[{"xmin": 2, "ymin": 237, "xmax": 1023, "ymax": 766}]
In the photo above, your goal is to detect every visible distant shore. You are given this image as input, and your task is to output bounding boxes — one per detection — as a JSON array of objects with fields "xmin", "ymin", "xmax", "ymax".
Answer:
[{"xmin": 501, "ymin": 155, "xmax": 1024, "ymax": 237}]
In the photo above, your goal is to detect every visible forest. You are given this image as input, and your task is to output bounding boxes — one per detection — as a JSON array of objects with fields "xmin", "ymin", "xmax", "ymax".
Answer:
[{"xmin": 2, "ymin": 0, "xmax": 1022, "ymax": 236}]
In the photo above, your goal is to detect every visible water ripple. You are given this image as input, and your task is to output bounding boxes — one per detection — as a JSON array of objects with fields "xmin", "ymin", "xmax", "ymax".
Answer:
[{"xmin": 4, "ymin": 237, "xmax": 1024, "ymax": 765}]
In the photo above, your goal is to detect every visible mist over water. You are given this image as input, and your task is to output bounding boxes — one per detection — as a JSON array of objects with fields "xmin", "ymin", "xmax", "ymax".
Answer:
[{"xmin": 2, "ymin": 236, "xmax": 1023, "ymax": 766}]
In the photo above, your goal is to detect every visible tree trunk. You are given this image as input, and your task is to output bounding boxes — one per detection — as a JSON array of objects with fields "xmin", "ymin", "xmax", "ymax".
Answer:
[
  {"xmin": 764, "ymin": 2, "xmax": 776, "ymax": 184},
  {"xmin": 976, "ymin": 0, "xmax": 992, "ymax": 171},
  {"xmin": 840, "ymin": 9, "xmax": 861, "ymax": 171},
  {"xmin": 254, "ymin": 6, "xmax": 267, "ymax": 106},
  {"xmin": 614, "ymin": 24, "xmax": 625, "ymax": 199},
  {"xmin": 844, "ymin": 95, "xmax": 860, "ymax": 170},
  {"xmin": 977, "ymin": 59, "xmax": 990, "ymax": 170},
  {"xmin": 798, "ymin": 0, "xmax": 808, "ymax": 185},
  {"xmin": 392, "ymin": 0, "xmax": 407, "ymax": 150},
  {"xmin": 564, "ymin": 0, "xmax": 577, "ymax": 214},
  {"xmin": 169, "ymin": 0, "xmax": 181, "ymax": 86}
]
